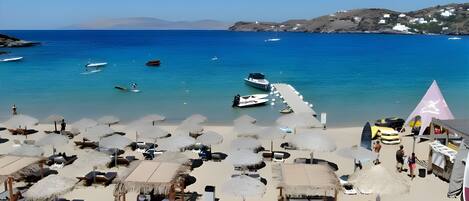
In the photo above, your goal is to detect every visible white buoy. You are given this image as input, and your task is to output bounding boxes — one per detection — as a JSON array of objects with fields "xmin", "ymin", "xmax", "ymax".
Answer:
[
  {"xmin": 295, "ymin": 91, "xmax": 300, "ymax": 95},
  {"xmin": 299, "ymin": 95, "xmax": 303, "ymax": 100},
  {"xmin": 279, "ymin": 96, "xmax": 283, "ymax": 99},
  {"xmin": 271, "ymin": 99, "xmax": 276, "ymax": 102},
  {"xmin": 309, "ymin": 104, "xmax": 313, "ymax": 108},
  {"xmin": 305, "ymin": 101, "xmax": 309, "ymax": 105},
  {"xmin": 283, "ymin": 101, "xmax": 287, "ymax": 104},
  {"xmin": 271, "ymin": 102, "xmax": 275, "ymax": 106},
  {"xmin": 270, "ymin": 92, "xmax": 274, "ymax": 95},
  {"xmin": 276, "ymin": 94, "xmax": 280, "ymax": 97},
  {"xmin": 274, "ymin": 91, "xmax": 279, "ymax": 94}
]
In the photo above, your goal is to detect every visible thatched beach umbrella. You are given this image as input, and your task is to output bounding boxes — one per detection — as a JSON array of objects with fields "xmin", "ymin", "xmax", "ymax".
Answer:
[
  {"xmin": 231, "ymin": 137, "xmax": 262, "ymax": 151},
  {"xmin": 74, "ymin": 151, "xmax": 112, "ymax": 170},
  {"xmin": 257, "ymin": 127, "xmax": 286, "ymax": 152},
  {"xmin": 140, "ymin": 114, "xmax": 166, "ymax": 125},
  {"xmin": 80, "ymin": 125, "xmax": 114, "ymax": 141},
  {"xmin": 197, "ymin": 131, "xmax": 223, "ymax": 146},
  {"xmin": 337, "ymin": 145, "xmax": 378, "ymax": 163},
  {"xmin": 222, "ymin": 175, "xmax": 266, "ymax": 201},
  {"xmin": 71, "ymin": 118, "xmax": 97, "ymax": 132},
  {"xmin": 158, "ymin": 135, "xmax": 195, "ymax": 151},
  {"xmin": 136, "ymin": 125, "xmax": 169, "ymax": 140},
  {"xmin": 44, "ymin": 114, "xmax": 64, "ymax": 132},
  {"xmin": 349, "ymin": 165, "xmax": 410, "ymax": 195},
  {"xmin": 182, "ymin": 114, "xmax": 207, "ymax": 124},
  {"xmin": 99, "ymin": 135, "xmax": 132, "ymax": 167},
  {"xmin": 23, "ymin": 175, "xmax": 76, "ymax": 201},
  {"xmin": 36, "ymin": 134, "xmax": 69, "ymax": 155},
  {"xmin": 290, "ymin": 131, "xmax": 336, "ymax": 164},
  {"xmin": 98, "ymin": 115, "xmax": 120, "ymax": 126},
  {"xmin": 276, "ymin": 113, "xmax": 319, "ymax": 131},
  {"xmin": 234, "ymin": 115, "xmax": 256, "ymax": 125},
  {"xmin": 227, "ymin": 149, "xmax": 262, "ymax": 167},
  {"xmin": 233, "ymin": 123, "xmax": 262, "ymax": 138},
  {"xmin": 9, "ymin": 144, "xmax": 44, "ymax": 157},
  {"xmin": 2, "ymin": 114, "xmax": 38, "ymax": 129},
  {"xmin": 175, "ymin": 122, "xmax": 204, "ymax": 136}
]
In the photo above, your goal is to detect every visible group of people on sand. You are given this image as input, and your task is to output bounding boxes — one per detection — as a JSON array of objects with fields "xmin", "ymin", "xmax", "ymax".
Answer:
[{"xmin": 396, "ymin": 145, "xmax": 418, "ymax": 179}]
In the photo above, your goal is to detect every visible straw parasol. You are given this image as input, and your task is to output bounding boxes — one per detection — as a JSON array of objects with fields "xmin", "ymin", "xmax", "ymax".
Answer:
[
  {"xmin": 222, "ymin": 175, "xmax": 266, "ymax": 201},
  {"xmin": 2, "ymin": 114, "xmax": 38, "ymax": 129},
  {"xmin": 9, "ymin": 144, "xmax": 44, "ymax": 157},
  {"xmin": 290, "ymin": 131, "xmax": 336, "ymax": 163},
  {"xmin": 276, "ymin": 113, "xmax": 320, "ymax": 130},
  {"xmin": 349, "ymin": 165, "xmax": 410, "ymax": 195},
  {"xmin": 158, "ymin": 135, "xmax": 195, "ymax": 151},
  {"xmin": 80, "ymin": 125, "xmax": 114, "ymax": 141},
  {"xmin": 197, "ymin": 131, "xmax": 223, "ymax": 146},
  {"xmin": 257, "ymin": 127, "xmax": 286, "ymax": 152},
  {"xmin": 98, "ymin": 115, "xmax": 120, "ymax": 126},
  {"xmin": 175, "ymin": 122, "xmax": 204, "ymax": 136},
  {"xmin": 36, "ymin": 134, "xmax": 69, "ymax": 155},
  {"xmin": 233, "ymin": 123, "xmax": 262, "ymax": 138},
  {"xmin": 135, "ymin": 125, "xmax": 169, "ymax": 140},
  {"xmin": 234, "ymin": 115, "xmax": 256, "ymax": 125},
  {"xmin": 99, "ymin": 135, "xmax": 132, "ymax": 167},
  {"xmin": 71, "ymin": 118, "xmax": 97, "ymax": 132},
  {"xmin": 74, "ymin": 151, "xmax": 112, "ymax": 170},
  {"xmin": 227, "ymin": 149, "xmax": 262, "ymax": 167},
  {"xmin": 44, "ymin": 114, "xmax": 64, "ymax": 132},
  {"xmin": 182, "ymin": 114, "xmax": 207, "ymax": 124},
  {"xmin": 230, "ymin": 137, "xmax": 262, "ymax": 151},
  {"xmin": 139, "ymin": 114, "xmax": 166, "ymax": 125},
  {"xmin": 23, "ymin": 175, "xmax": 76, "ymax": 201},
  {"xmin": 336, "ymin": 145, "xmax": 378, "ymax": 163}
]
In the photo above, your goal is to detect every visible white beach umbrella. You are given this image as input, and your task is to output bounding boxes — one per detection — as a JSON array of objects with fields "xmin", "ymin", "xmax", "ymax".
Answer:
[
  {"xmin": 74, "ymin": 151, "xmax": 112, "ymax": 170},
  {"xmin": 290, "ymin": 131, "xmax": 336, "ymax": 163},
  {"xmin": 98, "ymin": 115, "xmax": 120, "ymax": 126},
  {"xmin": 222, "ymin": 175, "xmax": 266, "ymax": 201},
  {"xmin": 337, "ymin": 145, "xmax": 378, "ymax": 163},
  {"xmin": 227, "ymin": 149, "xmax": 263, "ymax": 167},
  {"xmin": 234, "ymin": 115, "xmax": 256, "ymax": 125},
  {"xmin": 182, "ymin": 114, "xmax": 207, "ymax": 124},
  {"xmin": 44, "ymin": 114, "xmax": 64, "ymax": 132},
  {"xmin": 99, "ymin": 135, "xmax": 132, "ymax": 150},
  {"xmin": 2, "ymin": 114, "xmax": 38, "ymax": 129},
  {"xmin": 135, "ymin": 125, "xmax": 169, "ymax": 140},
  {"xmin": 139, "ymin": 114, "xmax": 166, "ymax": 125},
  {"xmin": 349, "ymin": 165, "xmax": 410, "ymax": 195},
  {"xmin": 231, "ymin": 137, "xmax": 262, "ymax": 151},
  {"xmin": 23, "ymin": 175, "xmax": 76, "ymax": 200},
  {"xmin": 276, "ymin": 113, "xmax": 318, "ymax": 129},
  {"xmin": 9, "ymin": 144, "xmax": 44, "ymax": 157},
  {"xmin": 197, "ymin": 131, "xmax": 223, "ymax": 146},
  {"xmin": 71, "ymin": 118, "xmax": 97, "ymax": 132},
  {"xmin": 158, "ymin": 135, "xmax": 196, "ymax": 151},
  {"xmin": 36, "ymin": 134, "xmax": 69, "ymax": 155},
  {"xmin": 80, "ymin": 125, "xmax": 114, "ymax": 141}
]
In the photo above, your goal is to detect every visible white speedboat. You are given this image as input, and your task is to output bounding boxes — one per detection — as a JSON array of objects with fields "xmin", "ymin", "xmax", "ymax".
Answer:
[
  {"xmin": 448, "ymin": 37, "xmax": 462, "ymax": 40},
  {"xmin": 232, "ymin": 94, "xmax": 269, "ymax": 108},
  {"xmin": 2, "ymin": 57, "xmax": 23, "ymax": 62},
  {"xmin": 244, "ymin": 73, "xmax": 270, "ymax": 91},
  {"xmin": 85, "ymin": 62, "xmax": 107, "ymax": 67},
  {"xmin": 265, "ymin": 38, "xmax": 281, "ymax": 42}
]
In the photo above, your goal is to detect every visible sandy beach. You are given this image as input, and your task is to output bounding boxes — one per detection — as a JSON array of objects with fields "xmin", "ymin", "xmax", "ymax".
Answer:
[{"xmin": 0, "ymin": 122, "xmax": 455, "ymax": 201}]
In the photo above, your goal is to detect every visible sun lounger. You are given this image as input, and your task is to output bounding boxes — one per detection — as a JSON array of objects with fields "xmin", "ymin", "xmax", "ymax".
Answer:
[
  {"xmin": 23, "ymin": 139, "xmax": 35, "ymax": 145},
  {"xmin": 273, "ymin": 152, "xmax": 285, "ymax": 162},
  {"xmin": 13, "ymin": 139, "xmax": 22, "ymax": 147},
  {"xmin": 46, "ymin": 153, "xmax": 78, "ymax": 167},
  {"xmin": 77, "ymin": 171, "xmax": 117, "ymax": 186},
  {"xmin": 74, "ymin": 140, "xmax": 98, "ymax": 149},
  {"xmin": 8, "ymin": 128, "xmax": 38, "ymax": 135},
  {"xmin": 108, "ymin": 156, "xmax": 137, "ymax": 168}
]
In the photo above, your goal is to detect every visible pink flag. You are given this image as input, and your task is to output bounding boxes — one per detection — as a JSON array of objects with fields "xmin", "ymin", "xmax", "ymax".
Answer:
[{"xmin": 404, "ymin": 80, "xmax": 454, "ymax": 135}]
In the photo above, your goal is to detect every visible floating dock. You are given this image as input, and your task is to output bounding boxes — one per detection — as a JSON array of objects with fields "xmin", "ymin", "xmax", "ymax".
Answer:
[{"xmin": 271, "ymin": 83, "xmax": 322, "ymax": 126}]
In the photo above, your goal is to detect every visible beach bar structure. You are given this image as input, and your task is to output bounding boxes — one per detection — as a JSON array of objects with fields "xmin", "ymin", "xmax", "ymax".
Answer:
[
  {"xmin": 273, "ymin": 164, "xmax": 340, "ymax": 201},
  {"xmin": 114, "ymin": 160, "xmax": 188, "ymax": 201},
  {"xmin": 272, "ymin": 83, "xmax": 322, "ymax": 127},
  {"xmin": 0, "ymin": 155, "xmax": 45, "ymax": 201}
]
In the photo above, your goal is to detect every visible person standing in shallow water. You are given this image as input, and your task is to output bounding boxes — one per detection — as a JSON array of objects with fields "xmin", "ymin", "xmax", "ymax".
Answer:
[{"xmin": 12, "ymin": 104, "xmax": 17, "ymax": 115}]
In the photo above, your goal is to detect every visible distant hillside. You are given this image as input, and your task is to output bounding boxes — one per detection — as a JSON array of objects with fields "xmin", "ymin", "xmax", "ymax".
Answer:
[
  {"xmin": 0, "ymin": 34, "xmax": 39, "ymax": 47},
  {"xmin": 230, "ymin": 3, "xmax": 469, "ymax": 35},
  {"xmin": 68, "ymin": 17, "xmax": 230, "ymax": 30}
]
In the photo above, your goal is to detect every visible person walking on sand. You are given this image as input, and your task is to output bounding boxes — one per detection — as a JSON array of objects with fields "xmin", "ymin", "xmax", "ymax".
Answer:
[
  {"xmin": 11, "ymin": 104, "xmax": 17, "ymax": 115},
  {"xmin": 60, "ymin": 119, "xmax": 66, "ymax": 132},
  {"xmin": 373, "ymin": 140, "xmax": 382, "ymax": 165},
  {"xmin": 408, "ymin": 152, "xmax": 418, "ymax": 179},
  {"xmin": 396, "ymin": 145, "xmax": 405, "ymax": 172}
]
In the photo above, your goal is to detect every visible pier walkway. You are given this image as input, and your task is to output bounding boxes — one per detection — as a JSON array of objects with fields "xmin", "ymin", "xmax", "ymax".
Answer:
[{"xmin": 272, "ymin": 83, "xmax": 322, "ymax": 126}]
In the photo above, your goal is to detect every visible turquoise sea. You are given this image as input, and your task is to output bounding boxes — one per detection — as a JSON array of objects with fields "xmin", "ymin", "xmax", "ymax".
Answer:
[{"xmin": 0, "ymin": 30, "xmax": 468, "ymax": 126}]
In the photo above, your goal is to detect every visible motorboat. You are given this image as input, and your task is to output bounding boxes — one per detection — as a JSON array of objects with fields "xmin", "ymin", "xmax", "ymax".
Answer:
[
  {"xmin": 279, "ymin": 106, "xmax": 293, "ymax": 114},
  {"xmin": 85, "ymin": 62, "xmax": 107, "ymax": 68},
  {"xmin": 1, "ymin": 57, "xmax": 23, "ymax": 62},
  {"xmin": 448, "ymin": 37, "xmax": 462, "ymax": 40},
  {"xmin": 265, "ymin": 38, "xmax": 281, "ymax": 42},
  {"xmin": 232, "ymin": 94, "xmax": 269, "ymax": 108},
  {"xmin": 244, "ymin": 73, "xmax": 270, "ymax": 91},
  {"xmin": 115, "ymin": 86, "xmax": 140, "ymax": 93},
  {"xmin": 146, "ymin": 60, "xmax": 161, "ymax": 67}
]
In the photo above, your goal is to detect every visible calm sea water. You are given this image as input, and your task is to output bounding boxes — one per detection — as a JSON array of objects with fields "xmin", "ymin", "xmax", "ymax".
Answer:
[{"xmin": 0, "ymin": 30, "xmax": 468, "ymax": 126}]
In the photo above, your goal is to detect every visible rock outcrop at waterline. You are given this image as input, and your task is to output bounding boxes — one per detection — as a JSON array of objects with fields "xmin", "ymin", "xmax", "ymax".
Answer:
[
  {"xmin": 229, "ymin": 3, "xmax": 469, "ymax": 35},
  {"xmin": 0, "ymin": 34, "xmax": 39, "ymax": 47}
]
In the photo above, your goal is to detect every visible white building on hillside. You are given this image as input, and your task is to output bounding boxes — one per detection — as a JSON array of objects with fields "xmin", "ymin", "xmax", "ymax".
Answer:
[{"xmin": 393, "ymin": 23, "xmax": 410, "ymax": 32}]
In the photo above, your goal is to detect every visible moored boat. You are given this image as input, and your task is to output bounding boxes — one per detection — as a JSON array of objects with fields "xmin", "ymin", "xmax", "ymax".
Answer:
[
  {"xmin": 244, "ymin": 73, "xmax": 270, "ymax": 91},
  {"xmin": 232, "ymin": 94, "xmax": 269, "ymax": 108},
  {"xmin": 85, "ymin": 62, "xmax": 107, "ymax": 68},
  {"xmin": 1, "ymin": 57, "xmax": 23, "ymax": 62},
  {"xmin": 146, "ymin": 60, "xmax": 161, "ymax": 67}
]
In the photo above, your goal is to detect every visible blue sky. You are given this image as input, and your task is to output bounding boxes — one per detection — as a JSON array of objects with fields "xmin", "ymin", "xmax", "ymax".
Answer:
[{"xmin": 0, "ymin": 0, "xmax": 465, "ymax": 29}]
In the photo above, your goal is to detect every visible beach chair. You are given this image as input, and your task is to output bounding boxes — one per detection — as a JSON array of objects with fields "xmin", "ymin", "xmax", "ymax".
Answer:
[
  {"xmin": 94, "ymin": 172, "xmax": 117, "ymax": 186},
  {"xmin": 12, "ymin": 139, "xmax": 22, "ymax": 147},
  {"xmin": 273, "ymin": 152, "xmax": 285, "ymax": 162},
  {"xmin": 108, "ymin": 156, "xmax": 137, "ymax": 168},
  {"xmin": 203, "ymin": 186, "xmax": 215, "ymax": 201},
  {"xmin": 73, "ymin": 140, "xmax": 98, "ymax": 149}
]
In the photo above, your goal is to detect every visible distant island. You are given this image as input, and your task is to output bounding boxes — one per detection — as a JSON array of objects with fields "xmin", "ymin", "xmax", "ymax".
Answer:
[
  {"xmin": 229, "ymin": 3, "xmax": 469, "ymax": 35},
  {"xmin": 67, "ymin": 17, "xmax": 230, "ymax": 30},
  {"xmin": 0, "ymin": 34, "xmax": 39, "ymax": 48}
]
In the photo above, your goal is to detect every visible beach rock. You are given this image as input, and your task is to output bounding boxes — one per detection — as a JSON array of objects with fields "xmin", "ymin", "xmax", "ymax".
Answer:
[
  {"xmin": 0, "ymin": 34, "xmax": 39, "ymax": 47},
  {"xmin": 229, "ymin": 3, "xmax": 469, "ymax": 35}
]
